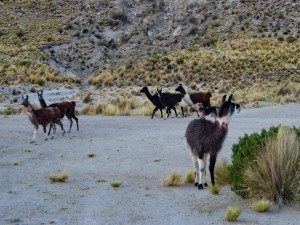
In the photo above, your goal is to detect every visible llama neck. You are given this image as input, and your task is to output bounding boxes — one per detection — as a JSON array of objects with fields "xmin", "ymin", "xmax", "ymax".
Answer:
[
  {"xmin": 144, "ymin": 89, "xmax": 153, "ymax": 99},
  {"xmin": 25, "ymin": 103, "xmax": 37, "ymax": 119},
  {"xmin": 180, "ymin": 88, "xmax": 186, "ymax": 95},
  {"xmin": 39, "ymin": 99, "xmax": 47, "ymax": 108}
]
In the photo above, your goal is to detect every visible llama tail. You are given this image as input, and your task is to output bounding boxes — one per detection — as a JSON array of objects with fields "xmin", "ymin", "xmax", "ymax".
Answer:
[{"xmin": 71, "ymin": 101, "xmax": 76, "ymax": 106}]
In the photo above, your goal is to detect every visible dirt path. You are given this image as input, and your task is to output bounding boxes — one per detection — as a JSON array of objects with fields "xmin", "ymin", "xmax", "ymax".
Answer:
[{"xmin": 1, "ymin": 103, "xmax": 300, "ymax": 225}]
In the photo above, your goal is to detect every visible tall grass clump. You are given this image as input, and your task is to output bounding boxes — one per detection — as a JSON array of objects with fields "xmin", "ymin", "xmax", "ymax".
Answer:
[
  {"xmin": 243, "ymin": 126, "xmax": 300, "ymax": 203},
  {"xmin": 225, "ymin": 206, "xmax": 242, "ymax": 222},
  {"xmin": 214, "ymin": 159, "xmax": 231, "ymax": 185}
]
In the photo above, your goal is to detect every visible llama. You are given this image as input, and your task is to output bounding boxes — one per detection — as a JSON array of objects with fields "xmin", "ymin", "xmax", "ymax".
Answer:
[
  {"xmin": 37, "ymin": 90, "xmax": 79, "ymax": 133},
  {"xmin": 36, "ymin": 90, "xmax": 65, "ymax": 134},
  {"xmin": 185, "ymin": 94, "xmax": 235, "ymax": 189},
  {"xmin": 21, "ymin": 95, "xmax": 63, "ymax": 143},
  {"xmin": 140, "ymin": 86, "xmax": 169, "ymax": 119},
  {"xmin": 157, "ymin": 88, "xmax": 184, "ymax": 119},
  {"xmin": 175, "ymin": 83, "xmax": 212, "ymax": 116},
  {"xmin": 197, "ymin": 101, "xmax": 241, "ymax": 119}
]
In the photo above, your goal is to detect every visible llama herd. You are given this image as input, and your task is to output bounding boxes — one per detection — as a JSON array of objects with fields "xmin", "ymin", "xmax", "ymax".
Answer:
[
  {"xmin": 21, "ymin": 84, "xmax": 240, "ymax": 190},
  {"xmin": 140, "ymin": 84, "xmax": 240, "ymax": 120}
]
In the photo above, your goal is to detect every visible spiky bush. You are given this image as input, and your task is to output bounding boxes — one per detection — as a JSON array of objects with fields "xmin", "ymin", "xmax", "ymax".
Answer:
[
  {"xmin": 230, "ymin": 125, "xmax": 300, "ymax": 203},
  {"xmin": 243, "ymin": 126, "xmax": 300, "ymax": 203},
  {"xmin": 230, "ymin": 126, "xmax": 280, "ymax": 197}
]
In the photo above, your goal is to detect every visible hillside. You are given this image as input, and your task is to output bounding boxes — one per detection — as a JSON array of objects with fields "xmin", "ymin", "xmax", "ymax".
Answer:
[{"xmin": 0, "ymin": 0, "xmax": 299, "ymax": 114}]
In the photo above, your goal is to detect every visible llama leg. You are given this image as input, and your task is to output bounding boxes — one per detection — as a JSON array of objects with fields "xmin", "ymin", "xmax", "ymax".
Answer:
[
  {"xmin": 191, "ymin": 152, "xmax": 199, "ymax": 187},
  {"xmin": 165, "ymin": 107, "xmax": 170, "ymax": 120},
  {"xmin": 203, "ymin": 154, "xmax": 208, "ymax": 187},
  {"xmin": 151, "ymin": 106, "xmax": 158, "ymax": 119},
  {"xmin": 197, "ymin": 153, "xmax": 205, "ymax": 190},
  {"xmin": 209, "ymin": 154, "xmax": 217, "ymax": 186},
  {"xmin": 44, "ymin": 125, "xmax": 49, "ymax": 140},
  {"xmin": 159, "ymin": 107, "xmax": 163, "ymax": 118},
  {"xmin": 51, "ymin": 122, "xmax": 56, "ymax": 139},
  {"xmin": 72, "ymin": 115, "xmax": 79, "ymax": 131},
  {"xmin": 56, "ymin": 120, "xmax": 65, "ymax": 135},
  {"xmin": 67, "ymin": 116, "xmax": 73, "ymax": 133},
  {"xmin": 172, "ymin": 107, "xmax": 178, "ymax": 117},
  {"xmin": 31, "ymin": 125, "xmax": 38, "ymax": 143},
  {"xmin": 181, "ymin": 105, "xmax": 185, "ymax": 117}
]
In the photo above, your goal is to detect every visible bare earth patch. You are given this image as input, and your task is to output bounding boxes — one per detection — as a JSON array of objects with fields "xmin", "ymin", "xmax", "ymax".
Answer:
[{"xmin": 0, "ymin": 103, "xmax": 300, "ymax": 225}]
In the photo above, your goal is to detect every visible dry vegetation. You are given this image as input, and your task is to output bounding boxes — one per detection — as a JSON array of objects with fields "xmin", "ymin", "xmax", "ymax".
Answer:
[
  {"xmin": 1, "ymin": 0, "xmax": 299, "ymax": 115},
  {"xmin": 0, "ymin": 0, "xmax": 80, "ymax": 86},
  {"xmin": 89, "ymin": 38, "xmax": 300, "ymax": 107}
]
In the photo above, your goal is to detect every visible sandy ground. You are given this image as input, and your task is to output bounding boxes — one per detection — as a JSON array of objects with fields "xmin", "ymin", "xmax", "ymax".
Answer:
[{"xmin": 1, "ymin": 103, "xmax": 300, "ymax": 225}]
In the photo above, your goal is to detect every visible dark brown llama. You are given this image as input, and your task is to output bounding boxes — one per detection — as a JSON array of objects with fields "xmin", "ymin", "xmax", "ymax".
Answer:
[
  {"xmin": 175, "ymin": 84, "xmax": 212, "ymax": 116},
  {"xmin": 22, "ymin": 95, "xmax": 63, "ymax": 143},
  {"xmin": 37, "ymin": 90, "xmax": 79, "ymax": 133},
  {"xmin": 185, "ymin": 94, "xmax": 235, "ymax": 189}
]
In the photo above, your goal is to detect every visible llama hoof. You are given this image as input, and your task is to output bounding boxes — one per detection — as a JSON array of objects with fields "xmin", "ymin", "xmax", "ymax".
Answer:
[
  {"xmin": 198, "ymin": 184, "xmax": 204, "ymax": 190},
  {"xmin": 45, "ymin": 138, "xmax": 48, "ymax": 141},
  {"xmin": 204, "ymin": 183, "xmax": 208, "ymax": 187},
  {"xmin": 194, "ymin": 182, "xmax": 198, "ymax": 187},
  {"xmin": 51, "ymin": 136, "xmax": 54, "ymax": 140},
  {"xmin": 30, "ymin": 141, "xmax": 34, "ymax": 144}
]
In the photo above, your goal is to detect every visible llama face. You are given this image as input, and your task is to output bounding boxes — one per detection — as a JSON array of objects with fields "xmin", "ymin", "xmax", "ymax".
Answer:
[
  {"xmin": 140, "ymin": 86, "xmax": 147, "ymax": 93},
  {"xmin": 231, "ymin": 102, "xmax": 241, "ymax": 114},
  {"xmin": 175, "ymin": 84, "xmax": 186, "ymax": 95},
  {"xmin": 157, "ymin": 88, "xmax": 163, "ymax": 97},
  {"xmin": 37, "ymin": 90, "xmax": 44, "ymax": 101},
  {"xmin": 217, "ymin": 95, "xmax": 235, "ymax": 127},
  {"xmin": 21, "ymin": 95, "xmax": 29, "ymax": 107}
]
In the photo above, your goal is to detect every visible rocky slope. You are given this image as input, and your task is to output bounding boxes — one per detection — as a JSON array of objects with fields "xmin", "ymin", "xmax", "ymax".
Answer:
[{"xmin": 42, "ymin": 0, "xmax": 299, "ymax": 81}]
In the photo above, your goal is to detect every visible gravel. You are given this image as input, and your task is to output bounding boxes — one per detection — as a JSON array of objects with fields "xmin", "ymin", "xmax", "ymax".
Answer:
[{"xmin": 1, "ymin": 103, "xmax": 300, "ymax": 225}]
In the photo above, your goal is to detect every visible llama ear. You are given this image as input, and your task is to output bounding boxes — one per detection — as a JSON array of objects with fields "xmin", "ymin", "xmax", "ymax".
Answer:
[
  {"xmin": 228, "ymin": 94, "xmax": 233, "ymax": 102},
  {"xmin": 22, "ymin": 95, "xmax": 24, "ymax": 100},
  {"xmin": 26, "ymin": 95, "xmax": 29, "ymax": 100},
  {"xmin": 41, "ymin": 90, "xmax": 43, "ymax": 94},
  {"xmin": 222, "ymin": 95, "xmax": 227, "ymax": 103}
]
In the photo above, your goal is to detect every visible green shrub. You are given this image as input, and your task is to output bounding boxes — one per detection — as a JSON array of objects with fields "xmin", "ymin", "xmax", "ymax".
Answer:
[
  {"xmin": 286, "ymin": 36, "xmax": 297, "ymax": 43},
  {"xmin": 230, "ymin": 125, "xmax": 300, "ymax": 199},
  {"xmin": 35, "ymin": 79, "xmax": 46, "ymax": 86}
]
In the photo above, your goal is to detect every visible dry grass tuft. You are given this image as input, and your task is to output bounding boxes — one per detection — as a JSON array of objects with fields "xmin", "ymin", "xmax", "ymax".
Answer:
[
  {"xmin": 185, "ymin": 170, "xmax": 195, "ymax": 184},
  {"xmin": 243, "ymin": 126, "xmax": 300, "ymax": 203},
  {"xmin": 162, "ymin": 171, "xmax": 182, "ymax": 187},
  {"xmin": 225, "ymin": 206, "xmax": 242, "ymax": 222},
  {"xmin": 49, "ymin": 169, "xmax": 69, "ymax": 183},
  {"xmin": 87, "ymin": 153, "xmax": 95, "ymax": 158},
  {"xmin": 251, "ymin": 199, "xmax": 273, "ymax": 213},
  {"xmin": 209, "ymin": 184, "xmax": 221, "ymax": 195},
  {"xmin": 111, "ymin": 181, "xmax": 122, "ymax": 188}
]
